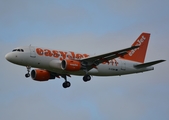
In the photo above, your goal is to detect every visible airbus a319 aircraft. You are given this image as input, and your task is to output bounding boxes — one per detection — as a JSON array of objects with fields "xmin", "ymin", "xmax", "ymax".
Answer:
[{"xmin": 5, "ymin": 33, "xmax": 165, "ymax": 88}]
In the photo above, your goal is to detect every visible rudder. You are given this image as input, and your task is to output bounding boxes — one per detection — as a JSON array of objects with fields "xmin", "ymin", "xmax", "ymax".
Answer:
[{"xmin": 122, "ymin": 33, "xmax": 150, "ymax": 63}]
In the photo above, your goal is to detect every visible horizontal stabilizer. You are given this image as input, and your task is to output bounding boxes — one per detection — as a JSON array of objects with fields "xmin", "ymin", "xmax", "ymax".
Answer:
[{"xmin": 134, "ymin": 60, "xmax": 166, "ymax": 68}]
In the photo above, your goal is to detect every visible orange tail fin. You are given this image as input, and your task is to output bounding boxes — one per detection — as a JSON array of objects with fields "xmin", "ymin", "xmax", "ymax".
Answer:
[{"xmin": 122, "ymin": 33, "xmax": 150, "ymax": 63}]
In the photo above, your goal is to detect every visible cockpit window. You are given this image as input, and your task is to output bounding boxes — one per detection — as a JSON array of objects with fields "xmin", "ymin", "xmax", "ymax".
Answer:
[
  {"xmin": 12, "ymin": 49, "xmax": 24, "ymax": 52},
  {"xmin": 12, "ymin": 49, "xmax": 17, "ymax": 52}
]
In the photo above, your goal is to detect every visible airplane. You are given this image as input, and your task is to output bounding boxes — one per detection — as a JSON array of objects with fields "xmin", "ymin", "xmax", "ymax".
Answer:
[{"xmin": 5, "ymin": 33, "xmax": 165, "ymax": 88}]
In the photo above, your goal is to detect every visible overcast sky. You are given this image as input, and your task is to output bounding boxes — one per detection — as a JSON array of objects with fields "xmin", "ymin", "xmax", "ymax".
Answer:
[{"xmin": 0, "ymin": 0, "xmax": 169, "ymax": 120}]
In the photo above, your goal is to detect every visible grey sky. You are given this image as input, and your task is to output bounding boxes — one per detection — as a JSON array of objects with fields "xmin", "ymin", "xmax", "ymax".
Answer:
[{"xmin": 0, "ymin": 0, "xmax": 169, "ymax": 120}]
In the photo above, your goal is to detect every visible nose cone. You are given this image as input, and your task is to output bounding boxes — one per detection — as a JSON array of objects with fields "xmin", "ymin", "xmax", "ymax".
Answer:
[
  {"xmin": 5, "ymin": 52, "xmax": 25, "ymax": 65},
  {"xmin": 5, "ymin": 53, "xmax": 12, "ymax": 62}
]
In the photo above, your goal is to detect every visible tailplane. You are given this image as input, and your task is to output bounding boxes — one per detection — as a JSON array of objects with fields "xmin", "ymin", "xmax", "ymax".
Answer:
[
  {"xmin": 122, "ymin": 33, "xmax": 150, "ymax": 63},
  {"xmin": 134, "ymin": 60, "xmax": 166, "ymax": 68}
]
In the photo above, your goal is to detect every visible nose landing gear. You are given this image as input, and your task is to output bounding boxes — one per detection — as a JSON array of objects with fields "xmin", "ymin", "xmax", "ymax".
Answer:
[
  {"xmin": 25, "ymin": 73, "xmax": 30, "ymax": 78},
  {"xmin": 25, "ymin": 66, "xmax": 31, "ymax": 78}
]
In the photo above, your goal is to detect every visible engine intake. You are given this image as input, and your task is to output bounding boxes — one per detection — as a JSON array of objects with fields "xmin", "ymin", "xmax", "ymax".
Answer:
[{"xmin": 61, "ymin": 59, "xmax": 81, "ymax": 71}]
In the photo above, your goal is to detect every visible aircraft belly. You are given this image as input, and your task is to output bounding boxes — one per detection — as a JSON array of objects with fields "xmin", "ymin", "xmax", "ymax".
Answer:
[{"xmin": 92, "ymin": 64, "xmax": 121, "ymax": 76}]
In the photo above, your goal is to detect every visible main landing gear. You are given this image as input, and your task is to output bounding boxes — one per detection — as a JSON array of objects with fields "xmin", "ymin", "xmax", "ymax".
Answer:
[
  {"xmin": 61, "ymin": 75, "xmax": 71, "ymax": 88},
  {"xmin": 61, "ymin": 74, "xmax": 91, "ymax": 88},
  {"xmin": 25, "ymin": 66, "xmax": 31, "ymax": 78},
  {"xmin": 83, "ymin": 74, "xmax": 91, "ymax": 82},
  {"xmin": 83, "ymin": 70, "xmax": 91, "ymax": 82}
]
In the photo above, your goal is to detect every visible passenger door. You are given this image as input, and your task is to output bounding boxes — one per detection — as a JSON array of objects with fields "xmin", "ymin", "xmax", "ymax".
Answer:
[{"xmin": 29, "ymin": 46, "xmax": 36, "ymax": 58}]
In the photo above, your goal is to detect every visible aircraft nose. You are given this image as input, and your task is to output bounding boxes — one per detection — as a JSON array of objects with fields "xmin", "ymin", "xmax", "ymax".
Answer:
[
  {"xmin": 5, "ymin": 53, "xmax": 12, "ymax": 62},
  {"xmin": 5, "ymin": 52, "xmax": 24, "ymax": 65}
]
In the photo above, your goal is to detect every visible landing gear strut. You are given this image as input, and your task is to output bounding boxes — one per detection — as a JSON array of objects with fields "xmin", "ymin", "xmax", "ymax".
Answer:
[
  {"xmin": 25, "ymin": 66, "xmax": 31, "ymax": 78},
  {"xmin": 61, "ymin": 75, "xmax": 71, "ymax": 88}
]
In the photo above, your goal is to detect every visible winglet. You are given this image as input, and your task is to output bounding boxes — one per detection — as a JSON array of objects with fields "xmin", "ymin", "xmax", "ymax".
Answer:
[{"xmin": 121, "ymin": 33, "xmax": 150, "ymax": 63}]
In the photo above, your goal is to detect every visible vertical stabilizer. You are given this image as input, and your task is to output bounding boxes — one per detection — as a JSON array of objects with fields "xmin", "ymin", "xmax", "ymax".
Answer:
[{"xmin": 122, "ymin": 33, "xmax": 150, "ymax": 63}]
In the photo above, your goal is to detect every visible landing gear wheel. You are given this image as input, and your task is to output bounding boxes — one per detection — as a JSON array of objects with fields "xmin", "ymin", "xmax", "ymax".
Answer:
[
  {"xmin": 62, "ymin": 81, "xmax": 71, "ymax": 88},
  {"xmin": 25, "ymin": 73, "xmax": 30, "ymax": 78},
  {"xmin": 83, "ymin": 75, "xmax": 91, "ymax": 82}
]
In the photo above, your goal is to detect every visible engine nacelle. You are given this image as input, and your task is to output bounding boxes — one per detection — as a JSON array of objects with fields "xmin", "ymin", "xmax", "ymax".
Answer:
[
  {"xmin": 31, "ymin": 69, "xmax": 55, "ymax": 81},
  {"xmin": 61, "ymin": 59, "xmax": 81, "ymax": 71}
]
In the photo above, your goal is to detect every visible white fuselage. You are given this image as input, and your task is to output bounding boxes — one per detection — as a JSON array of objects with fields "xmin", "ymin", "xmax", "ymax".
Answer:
[{"xmin": 5, "ymin": 46, "xmax": 154, "ymax": 76}]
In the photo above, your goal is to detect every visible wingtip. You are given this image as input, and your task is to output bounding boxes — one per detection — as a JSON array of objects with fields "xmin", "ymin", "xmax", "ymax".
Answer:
[{"xmin": 160, "ymin": 60, "xmax": 166, "ymax": 62}]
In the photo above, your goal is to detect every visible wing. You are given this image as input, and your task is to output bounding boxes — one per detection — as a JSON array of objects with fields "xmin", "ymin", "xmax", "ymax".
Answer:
[{"xmin": 80, "ymin": 46, "xmax": 139, "ymax": 70}]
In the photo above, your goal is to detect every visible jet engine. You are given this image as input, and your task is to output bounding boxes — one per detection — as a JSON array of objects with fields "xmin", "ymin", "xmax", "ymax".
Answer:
[
  {"xmin": 31, "ymin": 69, "xmax": 55, "ymax": 81},
  {"xmin": 61, "ymin": 59, "xmax": 81, "ymax": 71}
]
